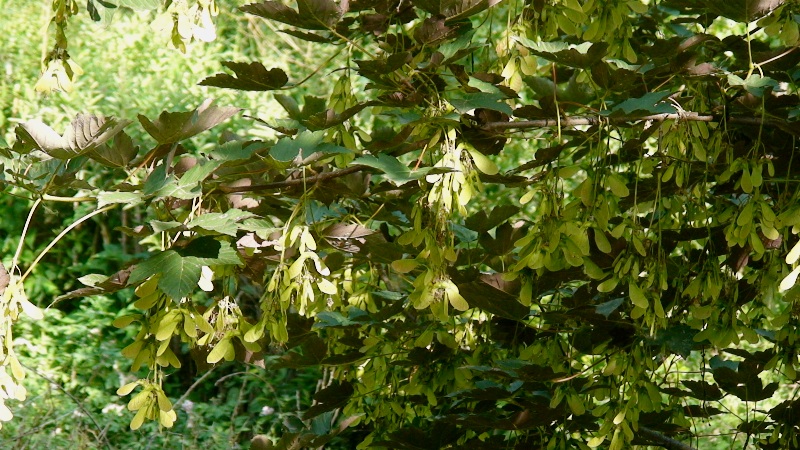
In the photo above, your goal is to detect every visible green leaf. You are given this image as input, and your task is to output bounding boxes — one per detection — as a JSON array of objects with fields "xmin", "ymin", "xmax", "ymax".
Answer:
[
  {"xmin": 447, "ymin": 91, "xmax": 513, "ymax": 115},
  {"xmin": 604, "ymin": 91, "xmax": 677, "ymax": 117},
  {"xmin": 97, "ymin": 191, "xmax": 144, "ymax": 208},
  {"xmin": 128, "ymin": 251, "xmax": 195, "ymax": 300},
  {"xmin": 595, "ymin": 298, "xmax": 624, "ymax": 317},
  {"xmin": 150, "ymin": 220, "xmax": 182, "ymax": 233},
  {"xmin": 514, "ymin": 38, "xmax": 608, "ymax": 68},
  {"xmin": 629, "ymin": 282, "xmax": 649, "ymax": 308},
  {"xmin": 352, "ymin": 154, "xmax": 431, "ymax": 185},
  {"xmin": 303, "ymin": 381, "xmax": 354, "ymax": 419},
  {"xmin": 728, "ymin": 73, "xmax": 779, "ymax": 97},
  {"xmin": 466, "ymin": 148, "xmax": 499, "ymax": 175},
  {"xmin": 129, "ymin": 239, "xmax": 241, "ymax": 300},
  {"xmin": 270, "ymin": 130, "xmax": 351, "ymax": 162},
  {"xmin": 654, "ymin": 324, "xmax": 697, "ymax": 358},
  {"xmin": 178, "ymin": 237, "xmax": 242, "ymax": 264},
  {"xmin": 178, "ymin": 160, "xmax": 223, "ymax": 187},
  {"xmin": 208, "ymin": 141, "xmax": 264, "ymax": 162},
  {"xmin": 313, "ymin": 311, "xmax": 359, "ymax": 329},
  {"xmin": 187, "ymin": 210, "xmax": 254, "ymax": 236},
  {"xmin": 89, "ymin": 131, "xmax": 138, "ymax": 167}
]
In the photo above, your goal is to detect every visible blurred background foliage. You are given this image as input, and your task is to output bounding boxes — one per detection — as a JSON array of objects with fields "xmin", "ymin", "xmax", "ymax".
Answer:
[{"xmin": 0, "ymin": 0, "xmax": 341, "ymax": 146}]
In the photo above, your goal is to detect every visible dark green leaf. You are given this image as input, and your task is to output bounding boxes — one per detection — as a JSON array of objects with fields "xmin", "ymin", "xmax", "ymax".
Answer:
[
  {"xmin": 199, "ymin": 61, "xmax": 288, "ymax": 91},
  {"xmin": 465, "ymin": 205, "xmax": 520, "ymax": 232},
  {"xmin": 605, "ymin": 91, "xmax": 677, "ymax": 117},
  {"xmin": 89, "ymin": 131, "xmax": 138, "ymax": 167},
  {"xmin": 595, "ymin": 298, "xmax": 624, "ymax": 318},
  {"xmin": 515, "ymin": 39, "xmax": 609, "ymax": 68},
  {"xmin": 241, "ymin": 0, "xmax": 343, "ymax": 30},
  {"xmin": 457, "ymin": 275, "xmax": 528, "ymax": 320},
  {"xmin": 682, "ymin": 380, "xmax": 724, "ymax": 401},
  {"xmin": 303, "ymin": 381, "xmax": 354, "ymax": 419},
  {"xmin": 447, "ymin": 91, "xmax": 513, "ymax": 114},
  {"xmin": 138, "ymin": 99, "xmax": 240, "ymax": 144},
  {"xmin": 653, "ymin": 324, "xmax": 698, "ymax": 358}
]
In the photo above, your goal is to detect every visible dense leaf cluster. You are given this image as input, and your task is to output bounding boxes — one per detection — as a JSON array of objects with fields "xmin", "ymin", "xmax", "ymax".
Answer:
[{"xmin": 3, "ymin": 0, "xmax": 800, "ymax": 449}]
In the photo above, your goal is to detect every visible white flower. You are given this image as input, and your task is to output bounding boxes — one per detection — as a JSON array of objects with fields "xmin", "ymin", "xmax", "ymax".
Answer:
[
  {"xmin": 102, "ymin": 404, "xmax": 125, "ymax": 416},
  {"xmin": 181, "ymin": 400, "xmax": 195, "ymax": 413}
]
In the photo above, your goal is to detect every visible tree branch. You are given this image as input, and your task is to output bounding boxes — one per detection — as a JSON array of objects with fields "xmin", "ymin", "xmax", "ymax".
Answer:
[
  {"xmin": 481, "ymin": 113, "xmax": 798, "ymax": 136},
  {"xmin": 221, "ymin": 165, "xmax": 365, "ymax": 193},
  {"xmin": 639, "ymin": 426, "xmax": 698, "ymax": 450},
  {"xmin": 222, "ymin": 111, "xmax": 797, "ymax": 196}
]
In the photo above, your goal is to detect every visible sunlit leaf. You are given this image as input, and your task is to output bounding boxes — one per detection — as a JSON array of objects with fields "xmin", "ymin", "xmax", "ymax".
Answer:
[
  {"xmin": 466, "ymin": 148, "xmax": 499, "ymax": 175},
  {"xmin": 353, "ymin": 154, "xmax": 431, "ymax": 185},
  {"xmin": 117, "ymin": 381, "xmax": 141, "ymax": 396},
  {"xmin": 207, "ymin": 337, "xmax": 233, "ymax": 364}
]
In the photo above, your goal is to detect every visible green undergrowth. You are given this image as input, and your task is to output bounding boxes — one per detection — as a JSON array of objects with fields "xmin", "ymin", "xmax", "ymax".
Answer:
[{"xmin": 0, "ymin": 0, "xmax": 341, "ymax": 146}]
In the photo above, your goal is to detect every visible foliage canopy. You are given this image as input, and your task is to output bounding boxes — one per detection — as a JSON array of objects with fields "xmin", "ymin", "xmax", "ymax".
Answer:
[{"xmin": 3, "ymin": 0, "xmax": 800, "ymax": 449}]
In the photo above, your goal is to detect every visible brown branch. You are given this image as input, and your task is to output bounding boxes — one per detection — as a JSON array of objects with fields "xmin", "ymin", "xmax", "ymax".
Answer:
[
  {"xmin": 639, "ymin": 426, "xmax": 698, "ymax": 450},
  {"xmin": 221, "ymin": 165, "xmax": 365, "ymax": 193},
  {"xmin": 481, "ymin": 113, "xmax": 798, "ymax": 136}
]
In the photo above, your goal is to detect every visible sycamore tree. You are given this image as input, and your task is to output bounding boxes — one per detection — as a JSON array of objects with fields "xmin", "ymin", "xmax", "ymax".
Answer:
[{"xmin": 2, "ymin": 0, "xmax": 800, "ymax": 448}]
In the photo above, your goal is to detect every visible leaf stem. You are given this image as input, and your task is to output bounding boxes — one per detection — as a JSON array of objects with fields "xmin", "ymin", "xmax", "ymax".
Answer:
[
  {"xmin": 19, "ymin": 204, "xmax": 117, "ymax": 284},
  {"xmin": 11, "ymin": 198, "xmax": 42, "ymax": 272},
  {"xmin": 42, "ymin": 194, "xmax": 95, "ymax": 202},
  {"xmin": 221, "ymin": 165, "xmax": 364, "ymax": 193},
  {"xmin": 480, "ymin": 113, "xmax": 797, "ymax": 135}
]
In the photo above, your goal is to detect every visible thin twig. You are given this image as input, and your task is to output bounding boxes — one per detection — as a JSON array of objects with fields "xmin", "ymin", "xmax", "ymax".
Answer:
[
  {"xmin": 21, "ymin": 204, "xmax": 117, "ymax": 284},
  {"xmin": 41, "ymin": 194, "xmax": 95, "ymax": 203},
  {"xmin": 480, "ymin": 113, "xmax": 797, "ymax": 136},
  {"xmin": 173, "ymin": 365, "xmax": 220, "ymax": 411},
  {"xmin": 12, "ymin": 198, "xmax": 41, "ymax": 271},
  {"xmin": 639, "ymin": 426, "xmax": 698, "ymax": 450},
  {"xmin": 221, "ymin": 165, "xmax": 364, "ymax": 193}
]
